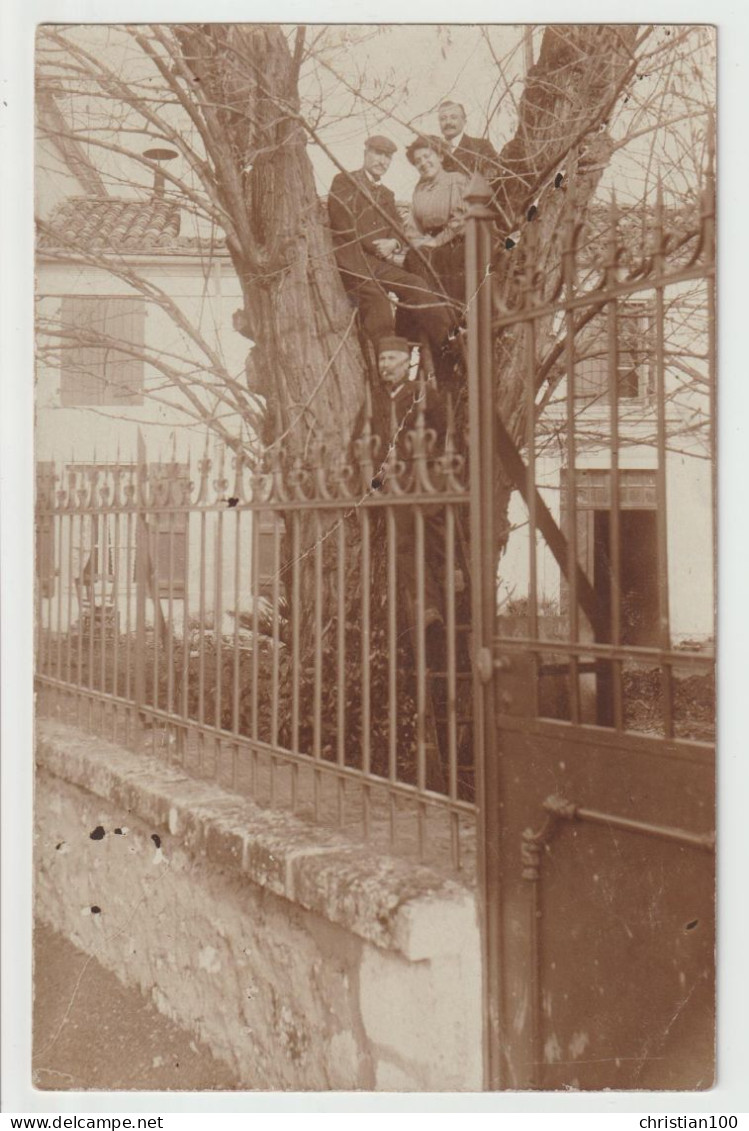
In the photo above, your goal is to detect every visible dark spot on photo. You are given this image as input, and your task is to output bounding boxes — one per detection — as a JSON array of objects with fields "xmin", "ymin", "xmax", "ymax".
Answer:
[
  {"xmin": 114, "ymin": 827, "xmax": 124, "ymax": 835},
  {"xmin": 91, "ymin": 905, "xmax": 101, "ymax": 915},
  {"xmin": 685, "ymin": 919, "xmax": 699, "ymax": 931},
  {"xmin": 227, "ymin": 497, "xmax": 239, "ymax": 507},
  {"xmin": 89, "ymin": 826, "xmax": 106, "ymax": 841},
  {"xmin": 151, "ymin": 833, "xmax": 162, "ymax": 848},
  {"xmin": 371, "ymin": 477, "xmax": 383, "ymax": 491}
]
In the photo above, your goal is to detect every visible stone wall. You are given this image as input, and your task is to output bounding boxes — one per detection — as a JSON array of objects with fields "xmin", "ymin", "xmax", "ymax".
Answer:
[{"xmin": 35, "ymin": 721, "xmax": 482, "ymax": 1091}]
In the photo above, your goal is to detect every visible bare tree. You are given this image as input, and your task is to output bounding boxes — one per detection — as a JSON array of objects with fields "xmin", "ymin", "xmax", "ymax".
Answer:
[{"xmin": 35, "ymin": 23, "xmax": 714, "ymax": 623}]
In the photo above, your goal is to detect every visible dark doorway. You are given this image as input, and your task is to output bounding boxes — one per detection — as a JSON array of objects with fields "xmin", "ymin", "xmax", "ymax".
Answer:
[
  {"xmin": 593, "ymin": 508, "xmax": 659, "ymax": 648},
  {"xmin": 593, "ymin": 508, "xmax": 660, "ymax": 725}
]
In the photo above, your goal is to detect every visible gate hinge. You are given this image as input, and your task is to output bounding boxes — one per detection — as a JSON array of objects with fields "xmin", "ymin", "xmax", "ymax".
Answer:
[{"xmin": 476, "ymin": 646, "xmax": 494, "ymax": 684}]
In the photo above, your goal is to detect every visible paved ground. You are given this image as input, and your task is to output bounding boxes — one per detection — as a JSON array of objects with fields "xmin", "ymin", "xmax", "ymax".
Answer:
[{"xmin": 33, "ymin": 922, "xmax": 240, "ymax": 1092}]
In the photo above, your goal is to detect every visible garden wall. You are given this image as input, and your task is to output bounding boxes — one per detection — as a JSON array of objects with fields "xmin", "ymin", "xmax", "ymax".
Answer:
[{"xmin": 35, "ymin": 720, "xmax": 482, "ymax": 1091}]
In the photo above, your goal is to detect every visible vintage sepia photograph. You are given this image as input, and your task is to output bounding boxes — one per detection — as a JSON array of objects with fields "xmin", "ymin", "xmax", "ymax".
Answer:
[{"xmin": 30, "ymin": 22, "xmax": 715, "ymax": 1093}]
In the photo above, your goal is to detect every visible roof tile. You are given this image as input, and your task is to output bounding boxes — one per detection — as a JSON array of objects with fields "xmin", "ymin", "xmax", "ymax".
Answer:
[{"xmin": 38, "ymin": 196, "xmax": 217, "ymax": 255}]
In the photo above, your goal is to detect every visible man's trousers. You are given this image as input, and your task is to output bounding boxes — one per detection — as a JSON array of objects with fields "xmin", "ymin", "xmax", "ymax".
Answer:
[{"xmin": 337, "ymin": 254, "xmax": 453, "ymax": 351}]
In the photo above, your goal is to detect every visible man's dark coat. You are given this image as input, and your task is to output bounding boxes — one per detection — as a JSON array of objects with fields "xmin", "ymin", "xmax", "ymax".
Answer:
[
  {"xmin": 327, "ymin": 168, "xmax": 452, "ymax": 350},
  {"xmin": 441, "ymin": 134, "xmax": 501, "ymax": 180},
  {"xmin": 328, "ymin": 169, "xmax": 403, "ymax": 274}
]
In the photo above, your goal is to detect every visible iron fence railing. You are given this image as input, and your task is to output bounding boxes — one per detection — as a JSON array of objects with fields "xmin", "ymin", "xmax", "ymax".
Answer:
[
  {"xmin": 465, "ymin": 172, "xmax": 716, "ymax": 757},
  {"xmin": 36, "ymin": 168, "xmax": 715, "ymax": 888},
  {"xmin": 35, "ymin": 393, "xmax": 476, "ymax": 873}
]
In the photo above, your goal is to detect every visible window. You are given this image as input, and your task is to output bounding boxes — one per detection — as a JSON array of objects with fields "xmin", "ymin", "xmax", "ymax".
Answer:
[
  {"xmin": 573, "ymin": 302, "xmax": 654, "ymax": 404},
  {"xmin": 60, "ymin": 296, "xmax": 145, "ymax": 406}
]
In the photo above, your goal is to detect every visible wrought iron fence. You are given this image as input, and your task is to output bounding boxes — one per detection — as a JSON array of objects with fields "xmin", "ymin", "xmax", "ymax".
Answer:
[
  {"xmin": 462, "ymin": 173, "xmax": 716, "ymax": 769},
  {"xmin": 35, "ymin": 388, "xmax": 476, "ymax": 873},
  {"xmin": 35, "ymin": 165, "xmax": 715, "ymax": 893}
]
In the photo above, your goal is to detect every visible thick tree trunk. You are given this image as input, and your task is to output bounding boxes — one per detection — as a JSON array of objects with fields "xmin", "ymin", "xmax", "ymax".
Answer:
[
  {"xmin": 172, "ymin": 26, "xmax": 368, "ymax": 633},
  {"xmin": 173, "ymin": 25, "xmax": 366, "ymax": 451}
]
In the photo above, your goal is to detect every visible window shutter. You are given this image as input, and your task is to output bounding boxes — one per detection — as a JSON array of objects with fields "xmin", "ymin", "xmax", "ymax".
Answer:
[
  {"xmin": 59, "ymin": 296, "xmax": 145, "ymax": 407},
  {"xmin": 102, "ymin": 298, "xmax": 145, "ymax": 404},
  {"xmin": 60, "ymin": 296, "xmax": 105, "ymax": 405}
]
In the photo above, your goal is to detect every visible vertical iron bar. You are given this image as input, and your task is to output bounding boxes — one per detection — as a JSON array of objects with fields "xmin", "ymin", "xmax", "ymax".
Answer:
[
  {"xmin": 290, "ymin": 512, "xmax": 301, "ymax": 812},
  {"xmin": 180, "ymin": 505, "xmax": 191, "ymax": 762},
  {"xmin": 466, "ymin": 179, "xmax": 501, "ymax": 1089},
  {"xmin": 124, "ymin": 472, "xmax": 133, "ymax": 706},
  {"xmin": 65, "ymin": 502, "xmax": 74, "ymax": 687},
  {"xmin": 654, "ymin": 185, "xmax": 674, "ymax": 737},
  {"xmin": 231, "ymin": 506, "xmax": 241, "ymax": 784},
  {"xmin": 55, "ymin": 505, "xmax": 64, "ymax": 684},
  {"xmin": 525, "ymin": 310, "xmax": 539, "ymax": 717},
  {"xmin": 112, "ymin": 496, "xmax": 121, "ymax": 715},
  {"xmin": 215, "ymin": 505, "xmax": 224, "ymax": 740},
  {"xmin": 87, "ymin": 509, "xmax": 95, "ymax": 707},
  {"xmin": 336, "ymin": 517, "xmax": 346, "ymax": 827},
  {"xmin": 99, "ymin": 508, "xmax": 107, "ymax": 705},
  {"xmin": 705, "ymin": 162, "xmax": 716, "ymax": 647},
  {"xmin": 313, "ymin": 511, "xmax": 323, "ymax": 822},
  {"xmin": 445, "ymin": 504, "xmax": 459, "ymax": 866},
  {"xmin": 606, "ymin": 205, "xmax": 623, "ymax": 732},
  {"xmin": 35, "ymin": 492, "xmax": 44, "ymax": 682},
  {"xmin": 251, "ymin": 511, "xmax": 260, "ymax": 792},
  {"xmin": 564, "ymin": 215, "xmax": 581, "ymax": 724},
  {"xmin": 135, "ymin": 440, "xmax": 148, "ymax": 720},
  {"xmin": 414, "ymin": 504, "xmax": 427, "ymax": 859},
  {"xmin": 75, "ymin": 510, "xmax": 83, "ymax": 725},
  {"xmin": 270, "ymin": 513, "xmax": 281, "ymax": 748},
  {"xmin": 166, "ymin": 506, "xmax": 175, "ymax": 721},
  {"xmin": 197, "ymin": 506, "xmax": 207, "ymax": 775},
  {"xmin": 360, "ymin": 505, "xmax": 371, "ymax": 841},
  {"xmin": 151, "ymin": 491, "xmax": 160, "ymax": 731},
  {"xmin": 527, "ymin": 869, "xmax": 542, "ymax": 1089},
  {"xmin": 387, "ymin": 505, "xmax": 398, "ymax": 848}
]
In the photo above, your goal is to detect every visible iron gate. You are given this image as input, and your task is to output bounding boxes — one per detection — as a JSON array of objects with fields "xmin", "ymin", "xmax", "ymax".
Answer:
[{"xmin": 466, "ymin": 168, "xmax": 715, "ymax": 1090}]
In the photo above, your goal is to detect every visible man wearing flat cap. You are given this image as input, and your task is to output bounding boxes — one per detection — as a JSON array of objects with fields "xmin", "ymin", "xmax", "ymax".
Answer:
[{"xmin": 328, "ymin": 137, "xmax": 453, "ymax": 359}]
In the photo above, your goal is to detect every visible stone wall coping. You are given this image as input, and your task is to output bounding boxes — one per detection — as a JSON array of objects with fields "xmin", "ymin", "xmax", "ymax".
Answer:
[{"xmin": 36, "ymin": 720, "xmax": 476, "ymax": 962}]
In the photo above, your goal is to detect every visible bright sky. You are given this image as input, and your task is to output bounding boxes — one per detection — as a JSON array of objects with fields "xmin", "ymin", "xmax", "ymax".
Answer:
[
  {"xmin": 36, "ymin": 24, "xmax": 530, "ymax": 213},
  {"xmin": 297, "ymin": 24, "xmax": 528, "ymax": 198},
  {"xmin": 35, "ymin": 24, "xmax": 714, "ymax": 224}
]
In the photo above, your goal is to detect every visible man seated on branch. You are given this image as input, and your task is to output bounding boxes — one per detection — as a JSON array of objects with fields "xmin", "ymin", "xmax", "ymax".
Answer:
[{"xmin": 328, "ymin": 136, "xmax": 456, "ymax": 374}]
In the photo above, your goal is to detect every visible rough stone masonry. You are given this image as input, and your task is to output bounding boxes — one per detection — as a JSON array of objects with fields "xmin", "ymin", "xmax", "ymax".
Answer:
[{"xmin": 35, "ymin": 720, "xmax": 482, "ymax": 1091}]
